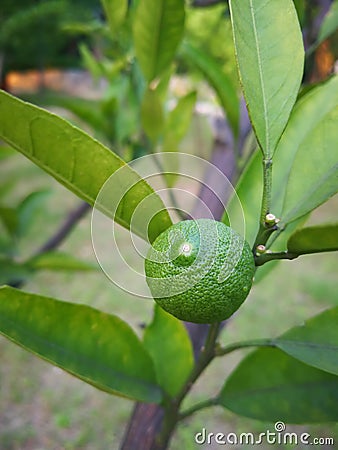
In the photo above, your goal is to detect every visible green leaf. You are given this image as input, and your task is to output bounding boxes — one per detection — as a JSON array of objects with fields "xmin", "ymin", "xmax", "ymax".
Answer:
[
  {"xmin": 0, "ymin": 191, "xmax": 50, "ymax": 239},
  {"xmin": 161, "ymin": 91, "xmax": 197, "ymax": 187},
  {"xmin": 155, "ymin": 65, "xmax": 175, "ymax": 102},
  {"xmin": 275, "ymin": 307, "xmax": 338, "ymax": 377},
  {"xmin": 269, "ymin": 215, "xmax": 309, "ymax": 251},
  {"xmin": 287, "ymin": 223, "xmax": 338, "ymax": 254},
  {"xmin": 79, "ymin": 43, "xmax": 103, "ymax": 80},
  {"xmin": 0, "ymin": 237, "xmax": 14, "ymax": 257},
  {"xmin": 23, "ymin": 91, "xmax": 115, "ymax": 144},
  {"xmin": 293, "ymin": 0, "xmax": 306, "ymax": 25},
  {"xmin": 115, "ymin": 78, "xmax": 140, "ymax": 145},
  {"xmin": 218, "ymin": 347, "xmax": 338, "ymax": 423},
  {"xmin": 17, "ymin": 190, "xmax": 50, "ymax": 238},
  {"xmin": 143, "ymin": 305, "xmax": 194, "ymax": 397},
  {"xmin": 181, "ymin": 42, "xmax": 239, "ymax": 137},
  {"xmin": 0, "ymin": 90, "xmax": 172, "ymax": 243},
  {"xmin": 28, "ymin": 251, "xmax": 98, "ymax": 272},
  {"xmin": 0, "ymin": 286, "xmax": 162, "ymax": 403},
  {"xmin": 141, "ymin": 87, "xmax": 164, "ymax": 142},
  {"xmin": 0, "ymin": 206, "xmax": 18, "ymax": 238},
  {"xmin": 133, "ymin": 0, "xmax": 185, "ymax": 82},
  {"xmin": 0, "ymin": 259, "xmax": 32, "ymax": 285},
  {"xmin": 101, "ymin": 0, "xmax": 128, "ymax": 32},
  {"xmin": 317, "ymin": 0, "xmax": 338, "ymax": 45},
  {"xmin": 273, "ymin": 76, "xmax": 338, "ymax": 220},
  {"xmin": 222, "ymin": 149, "xmax": 262, "ymax": 246},
  {"xmin": 62, "ymin": 20, "xmax": 104, "ymax": 37},
  {"xmin": 281, "ymin": 105, "xmax": 338, "ymax": 224},
  {"xmin": 229, "ymin": 0, "xmax": 304, "ymax": 157},
  {"xmin": 162, "ymin": 91, "xmax": 197, "ymax": 153}
]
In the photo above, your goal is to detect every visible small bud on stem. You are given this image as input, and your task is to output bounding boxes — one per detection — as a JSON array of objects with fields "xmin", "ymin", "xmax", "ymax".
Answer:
[
  {"xmin": 264, "ymin": 213, "xmax": 280, "ymax": 228},
  {"xmin": 255, "ymin": 244, "xmax": 266, "ymax": 256}
]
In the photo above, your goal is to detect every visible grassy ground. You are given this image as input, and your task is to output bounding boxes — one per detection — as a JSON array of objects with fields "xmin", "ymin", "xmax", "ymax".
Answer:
[{"xmin": 1, "ymin": 147, "xmax": 337, "ymax": 449}]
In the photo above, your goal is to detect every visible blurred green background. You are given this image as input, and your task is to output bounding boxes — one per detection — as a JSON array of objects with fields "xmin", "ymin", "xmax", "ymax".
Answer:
[{"xmin": 1, "ymin": 0, "xmax": 338, "ymax": 449}]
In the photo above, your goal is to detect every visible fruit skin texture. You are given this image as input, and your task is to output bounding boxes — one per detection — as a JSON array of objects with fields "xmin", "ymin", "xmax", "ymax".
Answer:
[{"xmin": 145, "ymin": 219, "xmax": 255, "ymax": 324}]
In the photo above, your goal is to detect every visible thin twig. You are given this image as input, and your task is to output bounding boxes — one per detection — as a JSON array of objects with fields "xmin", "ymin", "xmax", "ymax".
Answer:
[
  {"xmin": 215, "ymin": 338, "xmax": 276, "ymax": 357},
  {"xmin": 179, "ymin": 397, "xmax": 218, "ymax": 420},
  {"xmin": 36, "ymin": 201, "xmax": 91, "ymax": 255},
  {"xmin": 254, "ymin": 251, "xmax": 299, "ymax": 266},
  {"xmin": 8, "ymin": 201, "xmax": 91, "ymax": 288}
]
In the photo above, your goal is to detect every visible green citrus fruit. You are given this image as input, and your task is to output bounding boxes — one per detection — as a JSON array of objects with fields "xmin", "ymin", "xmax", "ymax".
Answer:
[{"xmin": 145, "ymin": 219, "xmax": 255, "ymax": 323}]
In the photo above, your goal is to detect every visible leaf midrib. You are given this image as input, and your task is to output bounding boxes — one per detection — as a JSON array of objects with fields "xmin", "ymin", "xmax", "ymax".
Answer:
[{"xmin": 249, "ymin": 0, "xmax": 269, "ymax": 155}]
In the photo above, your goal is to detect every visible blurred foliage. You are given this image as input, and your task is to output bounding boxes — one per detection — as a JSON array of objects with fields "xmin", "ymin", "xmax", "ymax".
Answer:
[
  {"xmin": 0, "ymin": 0, "xmax": 101, "ymax": 75},
  {"xmin": 184, "ymin": 4, "xmax": 238, "ymax": 88}
]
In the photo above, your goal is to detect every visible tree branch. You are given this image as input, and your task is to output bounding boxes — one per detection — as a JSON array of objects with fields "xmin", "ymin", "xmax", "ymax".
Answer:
[
  {"xmin": 121, "ymin": 404, "xmax": 165, "ymax": 450},
  {"xmin": 9, "ymin": 201, "xmax": 91, "ymax": 288}
]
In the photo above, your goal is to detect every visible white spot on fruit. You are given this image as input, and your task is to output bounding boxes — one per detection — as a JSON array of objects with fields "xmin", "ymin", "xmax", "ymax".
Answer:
[{"xmin": 182, "ymin": 243, "xmax": 191, "ymax": 254}]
